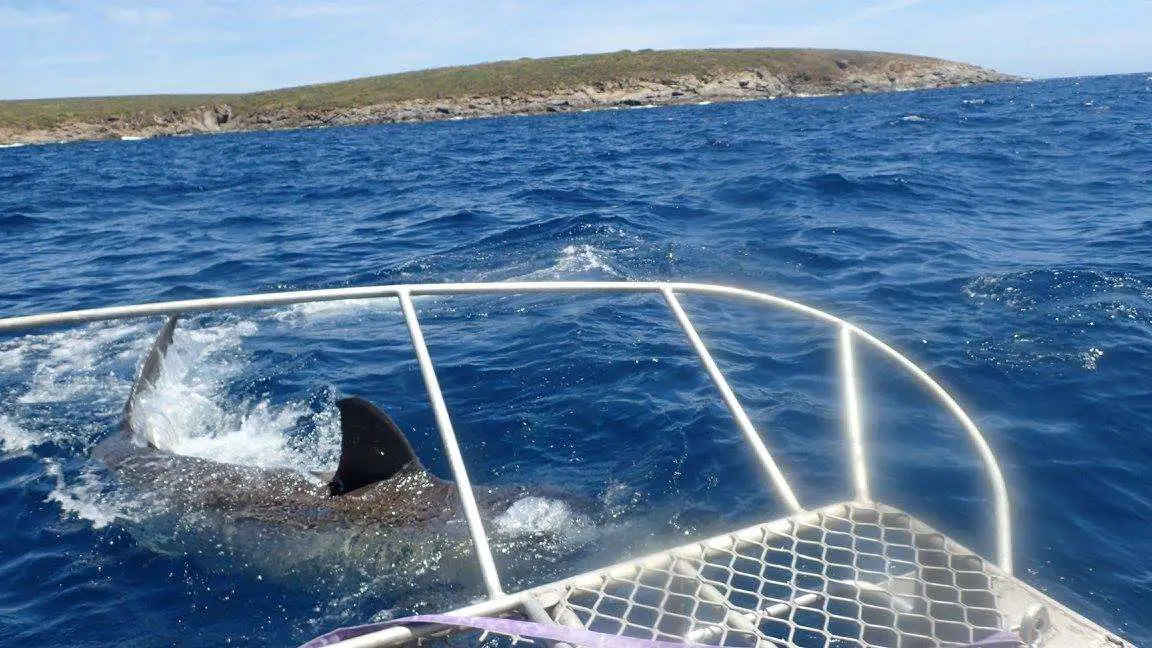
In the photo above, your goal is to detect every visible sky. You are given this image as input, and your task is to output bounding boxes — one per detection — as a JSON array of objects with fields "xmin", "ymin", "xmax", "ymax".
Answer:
[{"xmin": 1, "ymin": 0, "xmax": 1150, "ymax": 100}]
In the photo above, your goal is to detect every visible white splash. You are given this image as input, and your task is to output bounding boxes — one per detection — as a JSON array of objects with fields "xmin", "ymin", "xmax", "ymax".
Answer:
[
  {"xmin": 273, "ymin": 297, "xmax": 397, "ymax": 325},
  {"xmin": 0, "ymin": 414, "xmax": 37, "ymax": 454},
  {"xmin": 0, "ymin": 346, "xmax": 24, "ymax": 373},
  {"xmin": 0, "ymin": 313, "xmax": 345, "ymax": 530},
  {"xmin": 494, "ymin": 496, "xmax": 594, "ymax": 539},
  {"xmin": 900, "ymin": 114, "xmax": 927, "ymax": 122},
  {"xmin": 1080, "ymin": 347, "xmax": 1104, "ymax": 370},
  {"xmin": 10, "ymin": 321, "xmax": 150, "ymax": 405},
  {"xmin": 129, "ymin": 320, "xmax": 256, "ymax": 451},
  {"xmin": 130, "ymin": 318, "xmax": 337, "ymax": 471},
  {"xmin": 43, "ymin": 459, "xmax": 125, "ymax": 529},
  {"xmin": 164, "ymin": 401, "xmax": 311, "ymax": 469},
  {"xmin": 535, "ymin": 244, "xmax": 622, "ymax": 279}
]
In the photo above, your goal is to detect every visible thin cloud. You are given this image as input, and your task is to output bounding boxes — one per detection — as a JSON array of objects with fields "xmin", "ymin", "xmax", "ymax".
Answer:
[
  {"xmin": 270, "ymin": 2, "xmax": 386, "ymax": 20},
  {"xmin": 831, "ymin": 0, "xmax": 927, "ymax": 28},
  {"xmin": 0, "ymin": 7, "xmax": 71, "ymax": 29},
  {"xmin": 107, "ymin": 8, "xmax": 174, "ymax": 25},
  {"xmin": 32, "ymin": 53, "xmax": 109, "ymax": 68}
]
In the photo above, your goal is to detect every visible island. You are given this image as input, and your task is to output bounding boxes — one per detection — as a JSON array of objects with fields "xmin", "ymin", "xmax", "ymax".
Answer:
[{"xmin": 0, "ymin": 48, "xmax": 1019, "ymax": 145}]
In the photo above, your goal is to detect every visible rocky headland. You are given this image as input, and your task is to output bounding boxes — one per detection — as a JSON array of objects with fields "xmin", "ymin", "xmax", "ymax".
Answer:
[{"xmin": 0, "ymin": 49, "xmax": 1020, "ymax": 145}]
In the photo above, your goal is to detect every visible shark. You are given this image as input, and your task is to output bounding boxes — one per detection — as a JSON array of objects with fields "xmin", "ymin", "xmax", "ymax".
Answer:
[{"xmin": 92, "ymin": 315, "xmax": 586, "ymax": 586}]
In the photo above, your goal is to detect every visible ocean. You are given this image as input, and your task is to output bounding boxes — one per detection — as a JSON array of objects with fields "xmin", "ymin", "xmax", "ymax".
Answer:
[{"xmin": 1, "ymin": 73, "xmax": 1150, "ymax": 646}]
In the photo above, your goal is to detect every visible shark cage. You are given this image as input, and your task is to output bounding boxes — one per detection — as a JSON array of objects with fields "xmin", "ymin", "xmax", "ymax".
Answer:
[{"xmin": 0, "ymin": 282, "xmax": 1133, "ymax": 648}]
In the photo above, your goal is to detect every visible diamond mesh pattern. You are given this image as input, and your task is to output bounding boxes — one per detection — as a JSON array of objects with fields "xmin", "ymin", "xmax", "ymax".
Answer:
[{"xmin": 549, "ymin": 503, "xmax": 1002, "ymax": 647}]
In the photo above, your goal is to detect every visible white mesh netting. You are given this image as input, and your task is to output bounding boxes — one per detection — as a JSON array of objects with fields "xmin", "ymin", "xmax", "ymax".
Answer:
[{"xmin": 545, "ymin": 503, "xmax": 1002, "ymax": 648}]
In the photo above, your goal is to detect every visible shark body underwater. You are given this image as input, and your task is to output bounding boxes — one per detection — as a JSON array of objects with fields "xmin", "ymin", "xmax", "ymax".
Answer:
[{"xmin": 92, "ymin": 315, "xmax": 580, "ymax": 585}]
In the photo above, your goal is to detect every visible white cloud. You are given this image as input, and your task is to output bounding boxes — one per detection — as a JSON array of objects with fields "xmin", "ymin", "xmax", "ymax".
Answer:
[
  {"xmin": 27, "ymin": 52, "xmax": 109, "ymax": 68},
  {"xmin": 0, "ymin": 7, "xmax": 71, "ymax": 29},
  {"xmin": 107, "ymin": 8, "xmax": 174, "ymax": 25},
  {"xmin": 839, "ymin": 0, "xmax": 928, "ymax": 26},
  {"xmin": 270, "ymin": 2, "xmax": 386, "ymax": 19}
]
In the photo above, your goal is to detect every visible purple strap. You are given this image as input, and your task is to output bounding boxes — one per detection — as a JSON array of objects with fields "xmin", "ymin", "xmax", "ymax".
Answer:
[
  {"xmin": 298, "ymin": 614, "xmax": 706, "ymax": 648},
  {"xmin": 299, "ymin": 614, "xmax": 1023, "ymax": 648}
]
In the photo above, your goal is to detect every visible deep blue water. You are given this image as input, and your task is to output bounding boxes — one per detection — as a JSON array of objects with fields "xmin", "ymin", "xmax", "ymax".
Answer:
[{"xmin": 1, "ymin": 73, "xmax": 1151, "ymax": 646}]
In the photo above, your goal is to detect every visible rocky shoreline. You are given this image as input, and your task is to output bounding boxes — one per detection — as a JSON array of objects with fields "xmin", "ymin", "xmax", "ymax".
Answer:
[{"xmin": 1, "ymin": 57, "xmax": 1018, "ymax": 145}]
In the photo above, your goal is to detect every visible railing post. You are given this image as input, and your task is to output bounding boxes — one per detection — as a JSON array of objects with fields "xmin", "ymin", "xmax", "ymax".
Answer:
[
  {"xmin": 398, "ymin": 290, "xmax": 504, "ymax": 598},
  {"xmin": 661, "ymin": 287, "xmax": 802, "ymax": 513},
  {"xmin": 848, "ymin": 327, "xmax": 1013, "ymax": 575},
  {"xmin": 838, "ymin": 325, "xmax": 870, "ymax": 503}
]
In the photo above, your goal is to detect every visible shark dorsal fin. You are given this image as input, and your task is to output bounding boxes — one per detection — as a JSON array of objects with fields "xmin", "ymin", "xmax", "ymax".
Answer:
[
  {"xmin": 125, "ymin": 314, "xmax": 180, "ymax": 447},
  {"xmin": 329, "ymin": 397, "xmax": 420, "ymax": 496}
]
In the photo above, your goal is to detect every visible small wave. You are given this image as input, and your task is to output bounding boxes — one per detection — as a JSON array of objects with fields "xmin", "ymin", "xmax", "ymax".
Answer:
[
  {"xmin": 0, "ymin": 142, "xmax": 27, "ymax": 149},
  {"xmin": 963, "ymin": 275, "xmax": 1030, "ymax": 310},
  {"xmin": 529, "ymin": 244, "xmax": 622, "ymax": 279},
  {"xmin": 965, "ymin": 336, "xmax": 1110, "ymax": 373},
  {"xmin": 508, "ymin": 186, "xmax": 606, "ymax": 208},
  {"xmin": 900, "ymin": 114, "xmax": 927, "ymax": 122},
  {"xmin": 963, "ymin": 269, "xmax": 1150, "ymax": 314},
  {"xmin": 963, "ymin": 269, "xmax": 1148, "ymax": 371},
  {"xmin": 0, "ymin": 213, "xmax": 53, "ymax": 229},
  {"xmin": 961, "ymin": 98, "xmax": 987, "ymax": 107},
  {"xmin": 804, "ymin": 172, "xmax": 916, "ymax": 196},
  {"xmin": 806, "ymin": 172, "xmax": 857, "ymax": 194}
]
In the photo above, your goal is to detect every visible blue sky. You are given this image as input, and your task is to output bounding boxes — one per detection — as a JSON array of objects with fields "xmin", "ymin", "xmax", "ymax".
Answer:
[{"xmin": 2, "ymin": 1, "xmax": 1150, "ymax": 100}]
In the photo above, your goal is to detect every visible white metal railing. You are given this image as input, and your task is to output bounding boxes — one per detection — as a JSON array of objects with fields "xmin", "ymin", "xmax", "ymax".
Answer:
[
  {"xmin": 661, "ymin": 287, "xmax": 801, "ymax": 513},
  {"xmin": 838, "ymin": 324, "xmax": 870, "ymax": 503},
  {"xmin": 398, "ymin": 289, "xmax": 504, "ymax": 598},
  {"xmin": 0, "ymin": 281, "xmax": 1013, "ymax": 586}
]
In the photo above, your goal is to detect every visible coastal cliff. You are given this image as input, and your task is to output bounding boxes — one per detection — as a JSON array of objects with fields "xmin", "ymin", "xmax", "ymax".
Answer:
[{"xmin": 0, "ymin": 48, "xmax": 1019, "ymax": 145}]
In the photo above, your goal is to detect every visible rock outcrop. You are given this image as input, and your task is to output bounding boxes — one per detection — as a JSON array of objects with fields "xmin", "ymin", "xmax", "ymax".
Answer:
[{"xmin": 0, "ymin": 53, "xmax": 1019, "ymax": 145}]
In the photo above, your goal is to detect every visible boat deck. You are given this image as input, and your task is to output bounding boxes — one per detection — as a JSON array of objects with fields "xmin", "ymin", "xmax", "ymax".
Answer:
[{"xmin": 339, "ymin": 501, "xmax": 1124, "ymax": 648}]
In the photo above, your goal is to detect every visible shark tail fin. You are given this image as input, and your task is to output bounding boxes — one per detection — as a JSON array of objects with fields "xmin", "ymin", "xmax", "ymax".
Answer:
[
  {"xmin": 329, "ymin": 397, "xmax": 421, "ymax": 496},
  {"xmin": 124, "ymin": 314, "xmax": 180, "ymax": 447}
]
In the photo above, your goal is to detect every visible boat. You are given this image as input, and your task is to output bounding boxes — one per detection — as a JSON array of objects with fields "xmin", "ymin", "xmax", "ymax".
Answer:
[{"xmin": 0, "ymin": 281, "xmax": 1132, "ymax": 647}]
